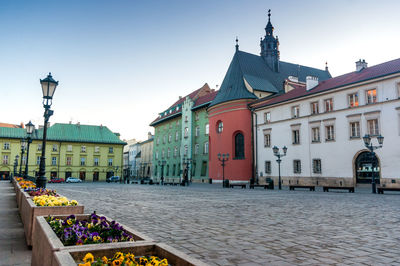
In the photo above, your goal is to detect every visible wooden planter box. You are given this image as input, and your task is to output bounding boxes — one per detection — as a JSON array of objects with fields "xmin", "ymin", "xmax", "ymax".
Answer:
[
  {"xmin": 15, "ymin": 182, "xmax": 23, "ymax": 208},
  {"xmin": 20, "ymin": 194, "xmax": 84, "ymax": 247},
  {"xmin": 32, "ymin": 214, "xmax": 153, "ymax": 266},
  {"xmin": 54, "ymin": 242, "xmax": 208, "ymax": 266}
]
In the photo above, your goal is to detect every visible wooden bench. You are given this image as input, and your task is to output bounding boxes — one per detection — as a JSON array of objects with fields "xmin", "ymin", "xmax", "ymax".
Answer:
[
  {"xmin": 377, "ymin": 187, "xmax": 400, "ymax": 194},
  {"xmin": 249, "ymin": 184, "xmax": 268, "ymax": 189},
  {"xmin": 289, "ymin": 185, "xmax": 315, "ymax": 191},
  {"xmin": 229, "ymin": 183, "xmax": 247, "ymax": 189},
  {"xmin": 323, "ymin": 186, "xmax": 354, "ymax": 193}
]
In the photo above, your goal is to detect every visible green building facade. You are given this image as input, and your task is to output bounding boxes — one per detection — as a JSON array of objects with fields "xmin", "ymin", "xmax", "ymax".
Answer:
[
  {"xmin": 150, "ymin": 84, "xmax": 217, "ymax": 183},
  {"xmin": 0, "ymin": 123, "xmax": 125, "ymax": 181}
]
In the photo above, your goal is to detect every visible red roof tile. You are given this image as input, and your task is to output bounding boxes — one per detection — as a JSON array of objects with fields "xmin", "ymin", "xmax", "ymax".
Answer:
[
  {"xmin": 252, "ymin": 58, "xmax": 400, "ymax": 109},
  {"xmin": 193, "ymin": 90, "xmax": 218, "ymax": 109},
  {"xmin": 0, "ymin": 122, "xmax": 23, "ymax": 128}
]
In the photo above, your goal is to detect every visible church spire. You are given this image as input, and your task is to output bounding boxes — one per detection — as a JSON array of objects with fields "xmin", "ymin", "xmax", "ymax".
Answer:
[
  {"xmin": 260, "ymin": 9, "xmax": 280, "ymax": 72},
  {"xmin": 235, "ymin": 37, "xmax": 239, "ymax": 51}
]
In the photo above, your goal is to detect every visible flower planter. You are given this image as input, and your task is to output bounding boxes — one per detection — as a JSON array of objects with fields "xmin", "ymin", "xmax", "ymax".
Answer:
[
  {"xmin": 53, "ymin": 242, "xmax": 208, "ymax": 266},
  {"xmin": 31, "ymin": 214, "xmax": 153, "ymax": 266},
  {"xmin": 20, "ymin": 195, "xmax": 84, "ymax": 247},
  {"xmin": 15, "ymin": 182, "xmax": 23, "ymax": 208}
]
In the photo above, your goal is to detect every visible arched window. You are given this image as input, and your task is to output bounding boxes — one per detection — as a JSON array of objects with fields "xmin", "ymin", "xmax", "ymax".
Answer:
[
  {"xmin": 234, "ymin": 133, "xmax": 244, "ymax": 159},
  {"xmin": 217, "ymin": 121, "xmax": 223, "ymax": 133}
]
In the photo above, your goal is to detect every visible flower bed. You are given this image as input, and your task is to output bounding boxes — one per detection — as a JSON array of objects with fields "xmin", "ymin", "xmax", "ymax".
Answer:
[
  {"xmin": 31, "ymin": 214, "xmax": 153, "ymax": 266},
  {"xmin": 33, "ymin": 195, "xmax": 78, "ymax": 207},
  {"xmin": 20, "ymin": 193, "xmax": 84, "ymax": 247},
  {"xmin": 53, "ymin": 242, "xmax": 208, "ymax": 266},
  {"xmin": 27, "ymin": 188, "xmax": 58, "ymax": 197}
]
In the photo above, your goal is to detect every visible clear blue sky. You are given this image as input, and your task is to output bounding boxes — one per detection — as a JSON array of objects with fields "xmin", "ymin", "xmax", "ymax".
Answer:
[{"xmin": 1, "ymin": 0, "xmax": 399, "ymax": 141}]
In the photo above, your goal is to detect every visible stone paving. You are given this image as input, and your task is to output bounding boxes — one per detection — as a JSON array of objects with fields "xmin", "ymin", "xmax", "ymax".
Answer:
[{"xmin": 49, "ymin": 182, "xmax": 400, "ymax": 266}]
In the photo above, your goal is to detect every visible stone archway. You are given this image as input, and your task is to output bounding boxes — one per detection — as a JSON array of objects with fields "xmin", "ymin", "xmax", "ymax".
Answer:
[{"xmin": 353, "ymin": 150, "xmax": 380, "ymax": 184}]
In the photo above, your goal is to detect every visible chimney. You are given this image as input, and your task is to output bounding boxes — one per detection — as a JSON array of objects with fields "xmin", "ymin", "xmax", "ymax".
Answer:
[
  {"xmin": 179, "ymin": 96, "xmax": 182, "ymax": 100},
  {"xmin": 20, "ymin": 122, "xmax": 24, "ymax": 128},
  {"xmin": 306, "ymin": 76, "xmax": 319, "ymax": 91},
  {"xmin": 148, "ymin": 132, "xmax": 152, "ymax": 140},
  {"xmin": 69, "ymin": 121, "xmax": 72, "ymax": 124},
  {"xmin": 356, "ymin": 59, "xmax": 367, "ymax": 71}
]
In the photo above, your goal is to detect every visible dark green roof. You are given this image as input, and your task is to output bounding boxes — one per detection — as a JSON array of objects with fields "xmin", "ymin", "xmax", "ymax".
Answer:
[
  {"xmin": 0, "ymin": 123, "xmax": 126, "ymax": 145},
  {"xmin": 209, "ymin": 50, "xmax": 331, "ymax": 107}
]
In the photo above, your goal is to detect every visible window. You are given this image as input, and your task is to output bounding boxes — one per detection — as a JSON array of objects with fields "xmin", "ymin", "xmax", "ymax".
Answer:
[
  {"xmin": 108, "ymin": 158, "xmax": 113, "ymax": 166},
  {"xmin": 201, "ymin": 161, "xmax": 207, "ymax": 176},
  {"xmin": 195, "ymin": 113, "xmax": 199, "ymax": 120},
  {"xmin": 162, "ymin": 149, "xmax": 165, "ymax": 158},
  {"xmin": 51, "ymin": 157, "xmax": 57, "ymax": 166},
  {"xmin": 37, "ymin": 144, "xmax": 42, "ymax": 151},
  {"xmin": 109, "ymin": 147, "xmax": 114, "ymax": 153},
  {"xmin": 3, "ymin": 155, "xmax": 8, "ymax": 164},
  {"xmin": 174, "ymin": 147, "xmax": 178, "ymax": 157},
  {"xmin": 37, "ymin": 156, "xmax": 41, "ymax": 165},
  {"xmin": 155, "ymin": 151, "xmax": 159, "ymax": 160},
  {"xmin": 195, "ymin": 126, "xmax": 200, "ymax": 137},
  {"xmin": 397, "ymin": 82, "xmax": 400, "ymax": 98},
  {"xmin": 175, "ymin": 131, "xmax": 179, "ymax": 141},
  {"xmin": 81, "ymin": 146, "xmax": 86, "ymax": 152},
  {"xmin": 265, "ymin": 161, "xmax": 271, "ymax": 174},
  {"xmin": 264, "ymin": 112, "xmax": 271, "ymax": 123},
  {"xmin": 168, "ymin": 134, "xmax": 172, "ymax": 142},
  {"xmin": 310, "ymin": 102, "xmax": 319, "ymax": 115},
  {"xmin": 176, "ymin": 120, "xmax": 179, "ymax": 126},
  {"xmin": 367, "ymin": 119, "xmax": 379, "ymax": 135},
  {"xmin": 350, "ymin": 122, "xmax": 360, "ymax": 138},
  {"xmin": 185, "ymin": 116, "xmax": 188, "ymax": 122},
  {"xmin": 66, "ymin": 157, "xmax": 72, "ymax": 166},
  {"xmin": 324, "ymin": 98, "xmax": 333, "ymax": 112},
  {"xmin": 313, "ymin": 159, "xmax": 322, "ymax": 174},
  {"xmin": 293, "ymin": 160, "xmax": 301, "ymax": 173},
  {"xmin": 52, "ymin": 144, "xmax": 58, "ymax": 152},
  {"xmin": 234, "ymin": 133, "xmax": 244, "ymax": 159},
  {"xmin": 163, "ymin": 135, "xmax": 166, "ymax": 143},
  {"xmin": 292, "ymin": 130, "xmax": 300, "ymax": 144},
  {"xmin": 94, "ymin": 157, "xmax": 99, "ymax": 166},
  {"xmin": 167, "ymin": 148, "xmax": 171, "ymax": 158},
  {"xmin": 184, "ymin": 145, "xmax": 188, "ymax": 156},
  {"xmin": 205, "ymin": 124, "xmax": 209, "ymax": 135},
  {"xmin": 3, "ymin": 142, "xmax": 10, "ymax": 150},
  {"xmin": 172, "ymin": 164, "xmax": 176, "ymax": 176},
  {"xmin": 217, "ymin": 121, "xmax": 223, "ymax": 133},
  {"xmin": 80, "ymin": 157, "xmax": 86, "ymax": 166},
  {"xmin": 194, "ymin": 144, "xmax": 199, "ymax": 154},
  {"xmin": 366, "ymin": 89, "xmax": 377, "ymax": 104},
  {"xmin": 292, "ymin": 106, "xmax": 300, "ymax": 118},
  {"xmin": 203, "ymin": 142, "xmax": 209, "ymax": 154},
  {"xmin": 67, "ymin": 145, "xmax": 72, "ymax": 152},
  {"xmin": 157, "ymin": 137, "xmax": 160, "ymax": 145},
  {"xmin": 95, "ymin": 146, "xmax": 99, "ymax": 153},
  {"xmin": 184, "ymin": 127, "xmax": 189, "ymax": 138},
  {"xmin": 264, "ymin": 134, "xmax": 271, "ymax": 147},
  {"xmin": 311, "ymin": 127, "xmax": 320, "ymax": 142},
  {"xmin": 166, "ymin": 165, "xmax": 169, "ymax": 176},
  {"xmin": 348, "ymin": 93, "xmax": 359, "ymax": 107},
  {"xmin": 325, "ymin": 125, "xmax": 335, "ymax": 141}
]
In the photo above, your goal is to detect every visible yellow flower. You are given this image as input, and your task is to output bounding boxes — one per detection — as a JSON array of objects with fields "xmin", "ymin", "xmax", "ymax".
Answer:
[
  {"xmin": 78, "ymin": 263, "xmax": 90, "ymax": 266},
  {"xmin": 67, "ymin": 219, "xmax": 73, "ymax": 225},
  {"xmin": 101, "ymin": 256, "xmax": 109, "ymax": 264},
  {"xmin": 158, "ymin": 259, "xmax": 168, "ymax": 266},
  {"xmin": 83, "ymin": 253, "xmax": 94, "ymax": 263},
  {"xmin": 70, "ymin": 200, "xmax": 78, "ymax": 205}
]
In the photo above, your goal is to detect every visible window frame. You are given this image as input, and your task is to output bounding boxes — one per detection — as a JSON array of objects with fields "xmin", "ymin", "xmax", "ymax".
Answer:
[
  {"xmin": 264, "ymin": 161, "xmax": 271, "ymax": 174},
  {"xmin": 348, "ymin": 92, "xmax": 359, "ymax": 108},
  {"xmin": 324, "ymin": 98, "xmax": 333, "ymax": 112},
  {"xmin": 313, "ymin": 159, "xmax": 322, "ymax": 174},
  {"xmin": 293, "ymin": 160, "xmax": 301, "ymax": 174},
  {"xmin": 310, "ymin": 101, "xmax": 319, "ymax": 115},
  {"xmin": 311, "ymin": 127, "xmax": 320, "ymax": 143},
  {"xmin": 292, "ymin": 129, "xmax": 300, "ymax": 144},
  {"xmin": 350, "ymin": 121, "xmax": 361, "ymax": 139},
  {"xmin": 366, "ymin": 89, "xmax": 377, "ymax": 104},
  {"xmin": 325, "ymin": 125, "xmax": 335, "ymax": 141}
]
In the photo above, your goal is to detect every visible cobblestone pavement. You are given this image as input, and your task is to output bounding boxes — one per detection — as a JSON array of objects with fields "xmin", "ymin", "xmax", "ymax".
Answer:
[{"xmin": 49, "ymin": 182, "xmax": 400, "ymax": 266}]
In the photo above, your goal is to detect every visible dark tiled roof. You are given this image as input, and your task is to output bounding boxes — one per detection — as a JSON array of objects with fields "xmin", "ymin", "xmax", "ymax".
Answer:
[
  {"xmin": 192, "ymin": 90, "xmax": 218, "ymax": 110},
  {"xmin": 209, "ymin": 50, "xmax": 331, "ymax": 107},
  {"xmin": 0, "ymin": 123, "xmax": 126, "ymax": 145},
  {"xmin": 251, "ymin": 58, "xmax": 400, "ymax": 109},
  {"xmin": 150, "ymin": 84, "xmax": 212, "ymax": 126}
]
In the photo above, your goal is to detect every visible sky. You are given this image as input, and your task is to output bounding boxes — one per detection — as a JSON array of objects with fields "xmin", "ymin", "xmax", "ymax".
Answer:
[{"xmin": 1, "ymin": 0, "xmax": 399, "ymax": 141}]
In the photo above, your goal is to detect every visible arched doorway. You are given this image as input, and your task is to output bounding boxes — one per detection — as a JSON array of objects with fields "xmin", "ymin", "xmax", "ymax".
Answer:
[{"xmin": 355, "ymin": 151, "xmax": 380, "ymax": 184}]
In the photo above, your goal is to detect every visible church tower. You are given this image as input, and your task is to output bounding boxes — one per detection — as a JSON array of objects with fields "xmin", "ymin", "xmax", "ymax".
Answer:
[{"xmin": 260, "ymin": 10, "xmax": 280, "ymax": 72}]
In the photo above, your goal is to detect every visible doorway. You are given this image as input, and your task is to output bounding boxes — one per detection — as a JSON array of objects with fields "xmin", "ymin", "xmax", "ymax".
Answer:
[
  {"xmin": 79, "ymin": 171, "xmax": 86, "ymax": 181},
  {"xmin": 355, "ymin": 151, "xmax": 380, "ymax": 184}
]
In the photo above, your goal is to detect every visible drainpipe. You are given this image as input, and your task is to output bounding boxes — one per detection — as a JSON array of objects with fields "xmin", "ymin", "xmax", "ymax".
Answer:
[{"xmin": 250, "ymin": 107, "xmax": 257, "ymax": 183}]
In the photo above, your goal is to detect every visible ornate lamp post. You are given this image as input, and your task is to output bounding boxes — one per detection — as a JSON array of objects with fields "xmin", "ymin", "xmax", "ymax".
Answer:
[
  {"xmin": 14, "ymin": 155, "xmax": 19, "ymax": 177},
  {"xmin": 182, "ymin": 156, "xmax": 192, "ymax": 186},
  {"xmin": 362, "ymin": 134, "xmax": 384, "ymax": 194},
  {"xmin": 217, "ymin": 153, "xmax": 229, "ymax": 188},
  {"xmin": 19, "ymin": 139, "xmax": 26, "ymax": 176},
  {"xmin": 37, "ymin": 73, "xmax": 58, "ymax": 188},
  {"xmin": 158, "ymin": 160, "xmax": 166, "ymax": 185},
  {"xmin": 24, "ymin": 121, "xmax": 35, "ymax": 179},
  {"xmin": 272, "ymin": 145, "xmax": 287, "ymax": 190}
]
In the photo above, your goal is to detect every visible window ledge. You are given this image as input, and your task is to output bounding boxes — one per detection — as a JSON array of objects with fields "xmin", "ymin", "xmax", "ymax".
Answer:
[
  {"xmin": 233, "ymin": 157, "xmax": 245, "ymax": 160},
  {"xmin": 349, "ymin": 136, "xmax": 361, "ymax": 140},
  {"xmin": 311, "ymin": 140, "xmax": 321, "ymax": 144},
  {"xmin": 325, "ymin": 139, "xmax": 335, "ymax": 142}
]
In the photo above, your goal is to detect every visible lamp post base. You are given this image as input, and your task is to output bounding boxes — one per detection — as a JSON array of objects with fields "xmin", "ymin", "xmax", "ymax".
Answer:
[{"xmin": 36, "ymin": 176, "xmax": 47, "ymax": 189}]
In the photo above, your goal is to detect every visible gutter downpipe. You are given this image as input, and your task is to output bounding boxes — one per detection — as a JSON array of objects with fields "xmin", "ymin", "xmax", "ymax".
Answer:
[{"xmin": 250, "ymin": 107, "xmax": 258, "ymax": 184}]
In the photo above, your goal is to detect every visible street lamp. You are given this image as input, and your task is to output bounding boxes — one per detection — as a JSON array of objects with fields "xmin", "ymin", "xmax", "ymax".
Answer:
[
  {"xmin": 217, "ymin": 153, "xmax": 229, "ymax": 188},
  {"xmin": 14, "ymin": 155, "xmax": 19, "ymax": 177},
  {"xmin": 272, "ymin": 145, "xmax": 287, "ymax": 190},
  {"xmin": 362, "ymin": 134, "xmax": 384, "ymax": 194},
  {"xmin": 158, "ymin": 160, "xmax": 166, "ymax": 185},
  {"xmin": 19, "ymin": 139, "xmax": 27, "ymax": 176},
  {"xmin": 24, "ymin": 121, "xmax": 35, "ymax": 179},
  {"xmin": 37, "ymin": 73, "xmax": 58, "ymax": 188},
  {"xmin": 182, "ymin": 156, "xmax": 192, "ymax": 186}
]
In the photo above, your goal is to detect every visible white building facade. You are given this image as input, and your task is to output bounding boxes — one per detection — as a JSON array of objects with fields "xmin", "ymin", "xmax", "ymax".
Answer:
[{"xmin": 252, "ymin": 59, "xmax": 400, "ymax": 188}]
